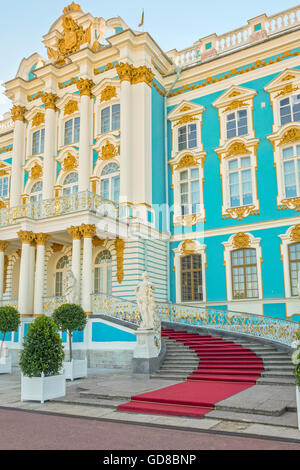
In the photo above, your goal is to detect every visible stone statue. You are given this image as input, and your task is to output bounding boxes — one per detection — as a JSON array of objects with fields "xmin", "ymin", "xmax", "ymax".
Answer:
[
  {"xmin": 64, "ymin": 270, "xmax": 79, "ymax": 304},
  {"xmin": 136, "ymin": 272, "xmax": 156, "ymax": 330}
]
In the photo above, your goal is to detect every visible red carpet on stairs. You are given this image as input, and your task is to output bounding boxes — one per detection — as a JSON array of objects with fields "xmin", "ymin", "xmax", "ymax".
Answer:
[{"xmin": 118, "ymin": 328, "xmax": 264, "ymax": 418}]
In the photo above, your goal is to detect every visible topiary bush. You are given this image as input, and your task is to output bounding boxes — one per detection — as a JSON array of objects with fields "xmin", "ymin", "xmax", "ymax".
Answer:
[
  {"xmin": 0, "ymin": 306, "xmax": 20, "ymax": 354},
  {"xmin": 292, "ymin": 330, "xmax": 300, "ymax": 386},
  {"xmin": 52, "ymin": 304, "xmax": 87, "ymax": 361},
  {"xmin": 19, "ymin": 315, "xmax": 64, "ymax": 378}
]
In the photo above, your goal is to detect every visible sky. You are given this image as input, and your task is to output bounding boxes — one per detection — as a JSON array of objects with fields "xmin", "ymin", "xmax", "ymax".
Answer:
[{"xmin": 0, "ymin": 0, "xmax": 298, "ymax": 118}]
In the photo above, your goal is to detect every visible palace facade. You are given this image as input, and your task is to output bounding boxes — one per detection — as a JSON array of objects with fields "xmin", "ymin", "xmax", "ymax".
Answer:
[{"xmin": 0, "ymin": 2, "xmax": 300, "ymax": 349}]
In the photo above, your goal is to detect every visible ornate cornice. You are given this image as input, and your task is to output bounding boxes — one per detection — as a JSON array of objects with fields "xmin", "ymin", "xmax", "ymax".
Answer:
[
  {"xmin": 173, "ymin": 154, "xmax": 199, "ymax": 170},
  {"xmin": 35, "ymin": 233, "xmax": 51, "ymax": 246},
  {"xmin": 222, "ymin": 100, "xmax": 249, "ymax": 113},
  {"xmin": 64, "ymin": 99, "xmax": 79, "ymax": 115},
  {"xmin": 115, "ymin": 238, "xmax": 125, "ymax": 284},
  {"xmin": 67, "ymin": 226, "xmax": 82, "ymax": 240},
  {"xmin": 279, "ymin": 128, "xmax": 300, "ymax": 146},
  {"xmin": 100, "ymin": 86, "xmax": 117, "ymax": 102},
  {"xmin": 232, "ymin": 232, "xmax": 251, "ymax": 249},
  {"xmin": 174, "ymin": 114, "xmax": 198, "ymax": 126},
  {"xmin": 222, "ymin": 141, "xmax": 250, "ymax": 159},
  {"xmin": 11, "ymin": 105, "xmax": 27, "ymax": 123},
  {"xmin": 0, "ymin": 241, "xmax": 9, "ymax": 253},
  {"xmin": 274, "ymin": 84, "xmax": 299, "ymax": 99},
  {"xmin": 17, "ymin": 231, "xmax": 35, "ymax": 245},
  {"xmin": 80, "ymin": 224, "xmax": 96, "ymax": 238},
  {"xmin": 76, "ymin": 78, "xmax": 95, "ymax": 98},
  {"xmin": 41, "ymin": 93, "xmax": 59, "ymax": 111},
  {"xmin": 32, "ymin": 112, "xmax": 45, "ymax": 127}
]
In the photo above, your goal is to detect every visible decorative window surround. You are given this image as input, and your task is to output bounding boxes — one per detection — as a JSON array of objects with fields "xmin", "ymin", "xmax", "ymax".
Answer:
[
  {"xmin": 280, "ymin": 224, "xmax": 300, "ymax": 301},
  {"xmin": 173, "ymin": 239, "xmax": 207, "ymax": 304},
  {"xmin": 268, "ymin": 123, "xmax": 300, "ymax": 211},
  {"xmin": 223, "ymin": 232, "xmax": 263, "ymax": 302},
  {"xmin": 215, "ymin": 137, "xmax": 260, "ymax": 220},
  {"xmin": 265, "ymin": 69, "xmax": 300, "ymax": 133},
  {"xmin": 24, "ymin": 157, "xmax": 44, "ymax": 192},
  {"xmin": 57, "ymin": 94, "xmax": 81, "ymax": 149},
  {"xmin": 213, "ymin": 85, "xmax": 257, "ymax": 147},
  {"xmin": 26, "ymin": 107, "xmax": 46, "ymax": 160}
]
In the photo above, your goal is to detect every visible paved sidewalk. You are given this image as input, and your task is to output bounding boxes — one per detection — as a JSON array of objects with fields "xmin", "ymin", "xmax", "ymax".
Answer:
[{"xmin": 0, "ymin": 367, "xmax": 299, "ymax": 443}]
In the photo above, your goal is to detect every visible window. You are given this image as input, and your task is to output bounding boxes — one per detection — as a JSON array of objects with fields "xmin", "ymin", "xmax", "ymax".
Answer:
[
  {"xmin": 228, "ymin": 156, "xmax": 253, "ymax": 207},
  {"xmin": 64, "ymin": 117, "xmax": 80, "ymax": 146},
  {"xmin": 181, "ymin": 255, "xmax": 203, "ymax": 302},
  {"xmin": 32, "ymin": 129, "xmax": 45, "ymax": 155},
  {"xmin": 231, "ymin": 248, "xmax": 258, "ymax": 299},
  {"xmin": 55, "ymin": 255, "xmax": 69, "ymax": 297},
  {"xmin": 100, "ymin": 162, "xmax": 120, "ymax": 202},
  {"xmin": 280, "ymin": 94, "xmax": 300, "ymax": 126},
  {"xmin": 282, "ymin": 144, "xmax": 300, "ymax": 198},
  {"xmin": 0, "ymin": 176, "xmax": 9, "ymax": 199},
  {"xmin": 289, "ymin": 243, "xmax": 300, "ymax": 297},
  {"xmin": 101, "ymin": 104, "xmax": 120, "ymax": 134},
  {"xmin": 179, "ymin": 168, "xmax": 200, "ymax": 216},
  {"xmin": 63, "ymin": 172, "xmax": 78, "ymax": 195},
  {"xmin": 226, "ymin": 110, "xmax": 248, "ymax": 139},
  {"xmin": 30, "ymin": 181, "xmax": 43, "ymax": 203},
  {"xmin": 94, "ymin": 250, "xmax": 112, "ymax": 294},
  {"xmin": 178, "ymin": 124, "xmax": 197, "ymax": 151}
]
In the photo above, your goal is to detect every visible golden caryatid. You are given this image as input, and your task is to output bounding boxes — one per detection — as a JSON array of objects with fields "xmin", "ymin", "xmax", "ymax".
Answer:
[{"xmin": 47, "ymin": 14, "xmax": 91, "ymax": 66}]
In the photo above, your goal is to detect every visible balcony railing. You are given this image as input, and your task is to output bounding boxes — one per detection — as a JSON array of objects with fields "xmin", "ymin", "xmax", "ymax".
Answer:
[{"xmin": 0, "ymin": 191, "xmax": 119, "ymax": 227}]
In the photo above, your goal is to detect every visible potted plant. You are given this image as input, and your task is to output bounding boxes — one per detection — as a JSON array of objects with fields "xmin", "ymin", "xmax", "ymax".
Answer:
[
  {"xmin": 291, "ymin": 331, "xmax": 300, "ymax": 430},
  {"xmin": 53, "ymin": 303, "xmax": 88, "ymax": 381},
  {"xmin": 0, "ymin": 306, "xmax": 20, "ymax": 374},
  {"xmin": 19, "ymin": 315, "xmax": 65, "ymax": 403}
]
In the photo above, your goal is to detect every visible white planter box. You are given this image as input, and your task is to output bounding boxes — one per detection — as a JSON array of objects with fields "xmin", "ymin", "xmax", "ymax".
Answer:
[
  {"xmin": 63, "ymin": 359, "xmax": 87, "ymax": 381},
  {"xmin": 0, "ymin": 355, "xmax": 11, "ymax": 374},
  {"xmin": 21, "ymin": 373, "xmax": 66, "ymax": 404}
]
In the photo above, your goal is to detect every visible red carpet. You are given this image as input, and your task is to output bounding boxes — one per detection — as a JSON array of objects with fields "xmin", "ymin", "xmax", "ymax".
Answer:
[{"xmin": 118, "ymin": 328, "xmax": 264, "ymax": 418}]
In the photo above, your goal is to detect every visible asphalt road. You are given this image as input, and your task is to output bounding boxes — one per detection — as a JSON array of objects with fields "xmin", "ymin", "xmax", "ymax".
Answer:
[{"xmin": 0, "ymin": 408, "xmax": 299, "ymax": 450}]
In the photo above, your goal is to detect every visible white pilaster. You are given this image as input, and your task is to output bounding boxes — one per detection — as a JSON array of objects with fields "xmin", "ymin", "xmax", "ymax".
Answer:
[
  {"xmin": 120, "ymin": 80, "xmax": 132, "ymax": 203},
  {"xmin": 67, "ymin": 226, "xmax": 82, "ymax": 304},
  {"xmin": 17, "ymin": 231, "xmax": 34, "ymax": 316},
  {"xmin": 11, "ymin": 107, "xmax": 27, "ymax": 208},
  {"xmin": 80, "ymin": 224, "xmax": 96, "ymax": 314},
  {"xmin": 76, "ymin": 79, "xmax": 94, "ymax": 192},
  {"xmin": 34, "ymin": 234, "xmax": 50, "ymax": 316},
  {"xmin": 43, "ymin": 105, "xmax": 57, "ymax": 200}
]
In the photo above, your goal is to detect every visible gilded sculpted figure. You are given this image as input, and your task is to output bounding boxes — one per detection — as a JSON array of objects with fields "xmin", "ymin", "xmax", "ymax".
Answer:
[{"xmin": 136, "ymin": 272, "xmax": 156, "ymax": 330}]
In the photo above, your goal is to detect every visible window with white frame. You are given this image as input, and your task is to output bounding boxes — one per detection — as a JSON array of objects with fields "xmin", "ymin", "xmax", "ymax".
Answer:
[
  {"xmin": 64, "ymin": 117, "xmax": 80, "ymax": 146},
  {"xmin": 288, "ymin": 243, "xmax": 300, "ymax": 297},
  {"xmin": 282, "ymin": 144, "xmax": 300, "ymax": 198},
  {"xmin": 55, "ymin": 255, "xmax": 69, "ymax": 297},
  {"xmin": 100, "ymin": 162, "xmax": 120, "ymax": 202},
  {"xmin": 231, "ymin": 248, "xmax": 259, "ymax": 299},
  {"xmin": 179, "ymin": 167, "xmax": 200, "ymax": 216},
  {"xmin": 226, "ymin": 109, "xmax": 248, "ymax": 140},
  {"xmin": 228, "ymin": 156, "xmax": 253, "ymax": 207},
  {"xmin": 181, "ymin": 254, "xmax": 203, "ymax": 302},
  {"xmin": 101, "ymin": 104, "xmax": 120, "ymax": 134},
  {"xmin": 30, "ymin": 181, "xmax": 43, "ymax": 203},
  {"xmin": 0, "ymin": 176, "xmax": 9, "ymax": 199},
  {"xmin": 94, "ymin": 250, "xmax": 112, "ymax": 295},
  {"xmin": 280, "ymin": 94, "xmax": 300, "ymax": 126},
  {"xmin": 177, "ymin": 124, "xmax": 197, "ymax": 151},
  {"xmin": 32, "ymin": 129, "xmax": 45, "ymax": 155},
  {"xmin": 62, "ymin": 172, "xmax": 78, "ymax": 195}
]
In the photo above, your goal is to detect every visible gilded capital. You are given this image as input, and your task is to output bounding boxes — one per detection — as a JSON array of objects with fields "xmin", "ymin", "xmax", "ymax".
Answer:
[
  {"xmin": 17, "ymin": 231, "xmax": 35, "ymax": 245},
  {"xmin": 80, "ymin": 224, "xmax": 96, "ymax": 238},
  {"xmin": 0, "ymin": 241, "xmax": 9, "ymax": 252},
  {"xmin": 76, "ymin": 78, "xmax": 95, "ymax": 98},
  {"xmin": 11, "ymin": 105, "xmax": 27, "ymax": 123},
  {"xmin": 67, "ymin": 226, "xmax": 82, "ymax": 240},
  {"xmin": 116, "ymin": 63, "xmax": 133, "ymax": 82},
  {"xmin": 35, "ymin": 233, "xmax": 51, "ymax": 246},
  {"xmin": 41, "ymin": 92, "xmax": 59, "ymax": 111},
  {"xmin": 131, "ymin": 65, "xmax": 155, "ymax": 87}
]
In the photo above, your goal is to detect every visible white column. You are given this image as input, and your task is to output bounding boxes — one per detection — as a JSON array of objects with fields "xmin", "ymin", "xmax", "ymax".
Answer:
[
  {"xmin": 76, "ymin": 80, "xmax": 94, "ymax": 192},
  {"xmin": 17, "ymin": 231, "xmax": 34, "ymax": 316},
  {"xmin": 11, "ymin": 106, "xmax": 27, "ymax": 208},
  {"xmin": 42, "ymin": 97, "xmax": 58, "ymax": 200},
  {"xmin": 67, "ymin": 227, "xmax": 82, "ymax": 303},
  {"xmin": 28, "ymin": 242, "xmax": 36, "ymax": 315},
  {"xmin": 34, "ymin": 234, "xmax": 50, "ymax": 316},
  {"xmin": 80, "ymin": 224, "xmax": 96, "ymax": 314},
  {"xmin": 0, "ymin": 242, "xmax": 9, "ymax": 300},
  {"xmin": 119, "ymin": 79, "xmax": 132, "ymax": 203}
]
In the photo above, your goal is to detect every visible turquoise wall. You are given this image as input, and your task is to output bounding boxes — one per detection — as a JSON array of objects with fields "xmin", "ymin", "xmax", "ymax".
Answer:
[{"xmin": 92, "ymin": 322, "xmax": 136, "ymax": 342}]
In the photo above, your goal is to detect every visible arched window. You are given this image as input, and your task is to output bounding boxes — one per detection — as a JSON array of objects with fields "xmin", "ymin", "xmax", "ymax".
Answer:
[
  {"xmin": 63, "ymin": 172, "xmax": 78, "ymax": 195},
  {"xmin": 282, "ymin": 144, "xmax": 300, "ymax": 198},
  {"xmin": 100, "ymin": 162, "xmax": 120, "ymax": 203},
  {"xmin": 289, "ymin": 243, "xmax": 300, "ymax": 297},
  {"xmin": 181, "ymin": 254, "xmax": 203, "ymax": 302},
  {"xmin": 231, "ymin": 248, "xmax": 258, "ymax": 299},
  {"xmin": 30, "ymin": 181, "xmax": 43, "ymax": 203},
  {"xmin": 94, "ymin": 250, "xmax": 112, "ymax": 294},
  {"xmin": 55, "ymin": 255, "xmax": 69, "ymax": 297}
]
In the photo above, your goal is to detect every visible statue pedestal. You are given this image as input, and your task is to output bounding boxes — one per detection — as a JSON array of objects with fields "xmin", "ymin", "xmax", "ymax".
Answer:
[{"xmin": 134, "ymin": 329, "xmax": 158, "ymax": 359}]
